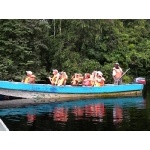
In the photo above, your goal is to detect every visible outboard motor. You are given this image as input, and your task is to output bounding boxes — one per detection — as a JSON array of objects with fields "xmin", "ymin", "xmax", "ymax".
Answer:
[{"xmin": 133, "ymin": 77, "xmax": 146, "ymax": 85}]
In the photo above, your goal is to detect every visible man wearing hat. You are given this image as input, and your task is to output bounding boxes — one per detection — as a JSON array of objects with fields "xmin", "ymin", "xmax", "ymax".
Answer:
[{"xmin": 112, "ymin": 63, "xmax": 123, "ymax": 85}]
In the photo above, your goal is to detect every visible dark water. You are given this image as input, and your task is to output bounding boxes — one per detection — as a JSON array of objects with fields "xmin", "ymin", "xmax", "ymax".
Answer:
[{"xmin": 0, "ymin": 86, "xmax": 149, "ymax": 131}]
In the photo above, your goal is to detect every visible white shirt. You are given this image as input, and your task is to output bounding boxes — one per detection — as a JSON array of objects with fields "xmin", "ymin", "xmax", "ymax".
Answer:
[{"xmin": 112, "ymin": 67, "xmax": 123, "ymax": 76}]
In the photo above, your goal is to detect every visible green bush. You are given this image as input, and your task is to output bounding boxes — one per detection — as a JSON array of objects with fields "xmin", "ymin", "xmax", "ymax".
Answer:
[{"xmin": 122, "ymin": 75, "xmax": 132, "ymax": 83}]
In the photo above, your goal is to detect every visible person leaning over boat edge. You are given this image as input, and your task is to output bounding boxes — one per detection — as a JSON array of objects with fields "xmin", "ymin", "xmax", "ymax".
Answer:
[{"xmin": 112, "ymin": 63, "xmax": 123, "ymax": 85}]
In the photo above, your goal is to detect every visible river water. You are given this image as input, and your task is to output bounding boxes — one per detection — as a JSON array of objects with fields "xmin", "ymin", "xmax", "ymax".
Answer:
[{"xmin": 0, "ymin": 84, "xmax": 149, "ymax": 131}]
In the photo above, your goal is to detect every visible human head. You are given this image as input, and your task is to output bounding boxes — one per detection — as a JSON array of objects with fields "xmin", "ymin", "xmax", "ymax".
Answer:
[
  {"xmin": 61, "ymin": 71, "xmax": 66, "ymax": 76},
  {"xmin": 92, "ymin": 71, "xmax": 97, "ymax": 76},
  {"xmin": 114, "ymin": 63, "xmax": 119, "ymax": 68},
  {"xmin": 30, "ymin": 75, "xmax": 36, "ymax": 83},
  {"xmin": 75, "ymin": 73, "xmax": 79, "ymax": 77},
  {"xmin": 85, "ymin": 73, "xmax": 90, "ymax": 78},
  {"xmin": 30, "ymin": 75, "xmax": 36, "ymax": 78},
  {"xmin": 97, "ymin": 71, "xmax": 103, "ymax": 77},
  {"xmin": 52, "ymin": 69, "xmax": 58, "ymax": 75}
]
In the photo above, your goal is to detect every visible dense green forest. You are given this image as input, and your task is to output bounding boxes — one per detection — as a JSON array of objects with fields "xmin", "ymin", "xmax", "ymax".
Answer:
[{"xmin": 0, "ymin": 19, "xmax": 150, "ymax": 84}]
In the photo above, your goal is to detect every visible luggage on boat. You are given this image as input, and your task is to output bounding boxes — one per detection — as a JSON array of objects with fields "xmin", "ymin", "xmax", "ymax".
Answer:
[{"xmin": 133, "ymin": 77, "xmax": 146, "ymax": 85}]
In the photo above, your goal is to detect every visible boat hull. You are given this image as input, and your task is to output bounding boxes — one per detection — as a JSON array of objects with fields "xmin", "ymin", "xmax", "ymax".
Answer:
[
  {"xmin": 0, "ymin": 80, "xmax": 144, "ymax": 100},
  {"xmin": 0, "ymin": 88, "xmax": 142, "ymax": 100}
]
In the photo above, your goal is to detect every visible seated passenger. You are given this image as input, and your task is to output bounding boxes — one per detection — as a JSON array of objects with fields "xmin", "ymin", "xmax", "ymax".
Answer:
[
  {"xmin": 29, "ymin": 75, "xmax": 36, "ymax": 83},
  {"xmin": 71, "ymin": 73, "xmax": 78, "ymax": 85},
  {"xmin": 71, "ymin": 74, "xmax": 75, "ymax": 85},
  {"xmin": 22, "ymin": 71, "xmax": 35, "ymax": 84},
  {"xmin": 77, "ymin": 73, "xmax": 83, "ymax": 85},
  {"xmin": 90, "ymin": 71, "xmax": 97, "ymax": 86},
  {"xmin": 94, "ymin": 71, "xmax": 105, "ymax": 87},
  {"xmin": 71, "ymin": 73, "xmax": 83, "ymax": 86},
  {"xmin": 57, "ymin": 71, "xmax": 68, "ymax": 86},
  {"xmin": 82, "ymin": 73, "xmax": 92, "ymax": 86},
  {"xmin": 48, "ymin": 69, "xmax": 60, "ymax": 85}
]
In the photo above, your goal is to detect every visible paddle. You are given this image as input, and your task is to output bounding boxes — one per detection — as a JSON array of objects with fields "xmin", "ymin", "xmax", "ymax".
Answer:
[{"xmin": 117, "ymin": 68, "xmax": 130, "ymax": 85}]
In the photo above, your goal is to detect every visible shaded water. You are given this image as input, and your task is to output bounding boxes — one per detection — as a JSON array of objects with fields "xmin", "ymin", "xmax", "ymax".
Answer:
[{"xmin": 0, "ymin": 93, "xmax": 149, "ymax": 131}]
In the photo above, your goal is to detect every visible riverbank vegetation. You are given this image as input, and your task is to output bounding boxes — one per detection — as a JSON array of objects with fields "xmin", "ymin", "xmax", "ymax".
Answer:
[{"xmin": 0, "ymin": 19, "xmax": 149, "ymax": 83}]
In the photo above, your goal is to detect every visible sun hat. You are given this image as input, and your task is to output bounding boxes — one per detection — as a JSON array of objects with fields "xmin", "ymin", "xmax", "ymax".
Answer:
[
  {"xmin": 26, "ymin": 71, "xmax": 32, "ymax": 75},
  {"xmin": 97, "ymin": 71, "xmax": 103, "ymax": 76},
  {"xmin": 52, "ymin": 69, "xmax": 58, "ymax": 73}
]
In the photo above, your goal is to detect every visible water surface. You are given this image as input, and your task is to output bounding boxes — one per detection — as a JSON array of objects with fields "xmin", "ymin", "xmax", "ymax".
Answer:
[{"xmin": 0, "ymin": 95, "xmax": 148, "ymax": 131}]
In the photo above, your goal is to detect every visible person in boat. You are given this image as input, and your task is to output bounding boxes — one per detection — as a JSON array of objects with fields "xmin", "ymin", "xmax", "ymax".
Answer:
[
  {"xmin": 48, "ymin": 69, "xmax": 60, "ymax": 85},
  {"xmin": 94, "ymin": 71, "xmax": 105, "ymax": 87},
  {"xmin": 112, "ymin": 63, "xmax": 123, "ymax": 85},
  {"xmin": 90, "ymin": 71, "xmax": 97, "ymax": 86},
  {"xmin": 71, "ymin": 73, "xmax": 78, "ymax": 85},
  {"xmin": 71, "ymin": 73, "xmax": 83, "ymax": 86},
  {"xmin": 22, "ymin": 71, "xmax": 36, "ymax": 84},
  {"xmin": 29, "ymin": 75, "xmax": 36, "ymax": 83},
  {"xmin": 71, "ymin": 74, "xmax": 76, "ymax": 85},
  {"xmin": 57, "ymin": 71, "xmax": 68, "ymax": 86},
  {"xmin": 82, "ymin": 73, "xmax": 92, "ymax": 86}
]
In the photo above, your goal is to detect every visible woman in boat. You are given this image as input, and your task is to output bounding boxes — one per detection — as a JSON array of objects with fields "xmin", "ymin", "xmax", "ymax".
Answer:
[
  {"xmin": 57, "ymin": 71, "xmax": 68, "ymax": 86},
  {"xmin": 22, "ymin": 71, "xmax": 35, "ymax": 84},
  {"xmin": 82, "ymin": 73, "xmax": 92, "ymax": 86},
  {"xmin": 112, "ymin": 63, "xmax": 123, "ymax": 85},
  {"xmin": 48, "ymin": 69, "xmax": 60, "ymax": 85},
  {"xmin": 94, "ymin": 71, "xmax": 105, "ymax": 87}
]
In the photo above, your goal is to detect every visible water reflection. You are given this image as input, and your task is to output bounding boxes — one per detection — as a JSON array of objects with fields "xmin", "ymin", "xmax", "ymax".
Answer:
[
  {"xmin": 53, "ymin": 107, "xmax": 68, "ymax": 122},
  {"xmin": 0, "ymin": 96, "xmax": 146, "ymax": 131},
  {"xmin": 113, "ymin": 105, "xmax": 123, "ymax": 124},
  {"xmin": 84, "ymin": 104, "xmax": 105, "ymax": 122},
  {"xmin": 73, "ymin": 106, "xmax": 84, "ymax": 120},
  {"xmin": 27, "ymin": 114, "xmax": 36, "ymax": 125}
]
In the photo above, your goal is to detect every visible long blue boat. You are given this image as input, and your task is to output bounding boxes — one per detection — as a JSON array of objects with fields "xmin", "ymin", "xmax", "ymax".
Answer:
[{"xmin": 0, "ymin": 80, "xmax": 144, "ymax": 101}]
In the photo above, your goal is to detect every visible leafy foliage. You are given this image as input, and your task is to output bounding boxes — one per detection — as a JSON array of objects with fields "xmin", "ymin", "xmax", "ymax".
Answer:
[{"xmin": 0, "ymin": 19, "xmax": 149, "ymax": 83}]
